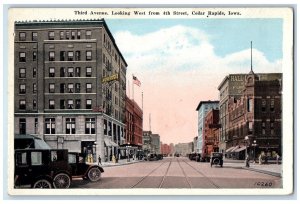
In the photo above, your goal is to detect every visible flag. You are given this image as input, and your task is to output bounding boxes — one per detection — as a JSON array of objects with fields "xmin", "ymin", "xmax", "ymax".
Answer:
[{"xmin": 133, "ymin": 75, "xmax": 141, "ymax": 86}]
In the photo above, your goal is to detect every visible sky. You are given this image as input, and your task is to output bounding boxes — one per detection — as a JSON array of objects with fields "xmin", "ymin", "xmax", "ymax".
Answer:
[{"xmin": 106, "ymin": 19, "xmax": 283, "ymax": 145}]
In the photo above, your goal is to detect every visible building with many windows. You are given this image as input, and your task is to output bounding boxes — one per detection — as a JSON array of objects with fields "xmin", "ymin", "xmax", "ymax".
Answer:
[
  {"xmin": 203, "ymin": 109, "xmax": 220, "ymax": 157},
  {"xmin": 14, "ymin": 19, "xmax": 127, "ymax": 162},
  {"xmin": 217, "ymin": 73, "xmax": 282, "ymax": 154}
]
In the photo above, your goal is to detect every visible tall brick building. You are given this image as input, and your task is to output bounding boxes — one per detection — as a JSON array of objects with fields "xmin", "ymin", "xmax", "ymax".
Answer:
[
  {"xmin": 226, "ymin": 71, "xmax": 282, "ymax": 159},
  {"xmin": 14, "ymin": 19, "xmax": 127, "ymax": 162},
  {"xmin": 203, "ymin": 109, "xmax": 220, "ymax": 157}
]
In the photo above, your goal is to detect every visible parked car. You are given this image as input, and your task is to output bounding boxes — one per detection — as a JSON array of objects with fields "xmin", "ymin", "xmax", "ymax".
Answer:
[
  {"xmin": 210, "ymin": 152, "xmax": 223, "ymax": 167},
  {"xmin": 68, "ymin": 152, "xmax": 104, "ymax": 182},
  {"xmin": 156, "ymin": 154, "xmax": 163, "ymax": 160},
  {"xmin": 146, "ymin": 153, "xmax": 157, "ymax": 161},
  {"xmin": 14, "ymin": 149, "xmax": 72, "ymax": 188}
]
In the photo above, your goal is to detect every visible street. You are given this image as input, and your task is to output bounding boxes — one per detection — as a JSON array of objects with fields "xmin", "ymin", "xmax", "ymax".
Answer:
[{"xmin": 71, "ymin": 157, "xmax": 282, "ymax": 189}]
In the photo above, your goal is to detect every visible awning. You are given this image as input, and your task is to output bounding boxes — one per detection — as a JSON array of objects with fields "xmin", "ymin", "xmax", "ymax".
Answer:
[
  {"xmin": 34, "ymin": 139, "xmax": 51, "ymax": 149},
  {"xmin": 225, "ymin": 146, "xmax": 235, "ymax": 152},
  {"xmin": 234, "ymin": 146, "xmax": 246, "ymax": 152},
  {"xmin": 104, "ymin": 138, "xmax": 119, "ymax": 147}
]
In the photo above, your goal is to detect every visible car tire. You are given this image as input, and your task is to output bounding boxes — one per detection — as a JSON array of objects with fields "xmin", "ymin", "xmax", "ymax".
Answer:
[
  {"xmin": 213, "ymin": 158, "xmax": 220, "ymax": 165},
  {"xmin": 53, "ymin": 173, "xmax": 71, "ymax": 188},
  {"xmin": 33, "ymin": 179, "xmax": 52, "ymax": 188},
  {"xmin": 87, "ymin": 167, "xmax": 101, "ymax": 182}
]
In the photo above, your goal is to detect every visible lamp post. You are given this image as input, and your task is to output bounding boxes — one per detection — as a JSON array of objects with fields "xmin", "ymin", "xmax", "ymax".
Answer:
[
  {"xmin": 252, "ymin": 140, "xmax": 257, "ymax": 163},
  {"xmin": 244, "ymin": 136, "xmax": 249, "ymax": 158}
]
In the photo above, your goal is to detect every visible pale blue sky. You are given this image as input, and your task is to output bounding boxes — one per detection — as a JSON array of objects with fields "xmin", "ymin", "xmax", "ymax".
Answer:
[{"xmin": 106, "ymin": 19, "xmax": 283, "ymax": 62}]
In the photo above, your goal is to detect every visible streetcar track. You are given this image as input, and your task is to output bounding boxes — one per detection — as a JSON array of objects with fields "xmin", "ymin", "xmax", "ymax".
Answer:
[
  {"xmin": 130, "ymin": 160, "xmax": 169, "ymax": 188},
  {"xmin": 176, "ymin": 158, "xmax": 193, "ymax": 188},
  {"xmin": 182, "ymin": 159, "xmax": 221, "ymax": 188},
  {"xmin": 158, "ymin": 160, "xmax": 172, "ymax": 188}
]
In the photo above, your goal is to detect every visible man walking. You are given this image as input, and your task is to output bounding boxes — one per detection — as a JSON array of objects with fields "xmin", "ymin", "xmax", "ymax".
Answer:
[
  {"xmin": 245, "ymin": 154, "xmax": 250, "ymax": 168},
  {"xmin": 98, "ymin": 155, "xmax": 102, "ymax": 166}
]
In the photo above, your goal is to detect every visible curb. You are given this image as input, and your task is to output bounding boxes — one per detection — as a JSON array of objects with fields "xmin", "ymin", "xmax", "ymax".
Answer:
[{"xmin": 242, "ymin": 167, "xmax": 282, "ymax": 178}]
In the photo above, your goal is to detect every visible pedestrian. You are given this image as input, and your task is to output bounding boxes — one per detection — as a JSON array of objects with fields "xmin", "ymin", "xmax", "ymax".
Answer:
[
  {"xmin": 276, "ymin": 153, "xmax": 280, "ymax": 165},
  {"xmin": 98, "ymin": 155, "xmax": 102, "ymax": 166},
  {"xmin": 245, "ymin": 154, "xmax": 250, "ymax": 168},
  {"xmin": 258, "ymin": 154, "xmax": 262, "ymax": 165}
]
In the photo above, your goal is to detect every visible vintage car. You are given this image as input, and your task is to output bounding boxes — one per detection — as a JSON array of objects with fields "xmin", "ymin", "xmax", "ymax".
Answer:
[
  {"xmin": 14, "ymin": 149, "xmax": 72, "ymax": 188},
  {"xmin": 68, "ymin": 152, "xmax": 104, "ymax": 182},
  {"xmin": 210, "ymin": 152, "xmax": 223, "ymax": 167}
]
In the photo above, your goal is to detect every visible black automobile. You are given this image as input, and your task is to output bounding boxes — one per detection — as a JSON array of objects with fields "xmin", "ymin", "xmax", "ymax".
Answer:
[
  {"xmin": 14, "ymin": 149, "xmax": 72, "ymax": 188},
  {"xmin": 210, "ymin": 152, "xmax": 223, "ymax": 167},
  {"xmin": 68, "ymin": 152, "xmax": 104, "ymax": 182}
]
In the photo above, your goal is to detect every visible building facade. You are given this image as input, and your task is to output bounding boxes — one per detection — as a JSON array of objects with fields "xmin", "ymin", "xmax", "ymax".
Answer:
[
  {"xmin": 142, "ymin": 131, "xmax": 153, "ymax": 154},
  {"xmin": 125, "ymin": 96, "xmax": 143, "ymax": 146},
  {"xmin": 14, "ymin": 19, "xmax": 127, "ymax": 162},
  {"xmin": 203, "ymin": 109, "xmax": 220, "ymax": 157},
  {"xmin": 226, "ymin": 71, "xmax": 282, "ymax": 159},
  {"xmin": 195, "ymin": 101, "xmax": 219, "ymax": 154},
  {"xmin": 151, "ymin": 134, "xmax": 161, "ymax": 154},
  {"xmin": 217, "ymin": 73, "xmax": 282, "ymax": 154},
  {"xmin": 174, "ymin": 142, "xmax": 193, "ymax": 156},
  {"xmin": 160, "ymin": 143, "xmax": 171, "ymax": 156}
]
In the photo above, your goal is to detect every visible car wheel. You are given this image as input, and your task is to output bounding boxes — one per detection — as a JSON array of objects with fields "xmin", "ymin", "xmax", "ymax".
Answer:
[
  {"xmin": 87, "ymin": 167, "xmax": 101, "ymax": 182},
  {"xmin": 53, "ymin": 173, "xmax": 71, "ymax": 188},
  {"xmin": 33, "ymin": 179, "xmax": 52, "ymax": 188},
  {"xmin": 213, "ymin": 158, "xmax": 220, "ymax": 165}
]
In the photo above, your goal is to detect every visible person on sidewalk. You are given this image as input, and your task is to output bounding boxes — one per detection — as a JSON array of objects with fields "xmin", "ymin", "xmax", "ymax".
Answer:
[
  {"xmin": 98, "ymin": 155, "xmax": 102, "ymax": 166},
  {"xmin": 276, "ymin": 153, "xmax": 280, "ymax": 165},
  {"xmin": 245, "ymin": 154, "xmax": 250, "ymax": 168}
]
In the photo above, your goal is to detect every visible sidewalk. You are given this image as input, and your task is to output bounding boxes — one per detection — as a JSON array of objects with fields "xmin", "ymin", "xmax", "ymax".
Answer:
[
  {"xmin": 224, "ymin": 159, "xmax": 282, "ymax": 177},
  {"xmin": 96, "ymin": 158, "xmax": 143, "ymax": 167}
]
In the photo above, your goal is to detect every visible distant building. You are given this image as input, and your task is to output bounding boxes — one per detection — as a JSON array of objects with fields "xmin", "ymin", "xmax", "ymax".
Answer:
[
  {"xmin": 203, "ymin": 109, "xmax": 220, "ymax": 157},
  {"xmin": 193, "ymin": 136, "xmax": 198, "ymax": 153},
  {"xmin": 195, "ymin": 101, "xmax": 219, "ymax": 154},
  {"xmin": 161, "ymin": 143, "xmax": 171, "ymax": 156},
  {"xmin": 151, "ymin": 134, "xmax": 161, "ymax": 154},
  {"xmin": 174, "ymin": 142, "xmax": 193, "ymax": 156},
  {"xmin": 142, "ymin": 131, "xmax": 152, "ymax": 154}
]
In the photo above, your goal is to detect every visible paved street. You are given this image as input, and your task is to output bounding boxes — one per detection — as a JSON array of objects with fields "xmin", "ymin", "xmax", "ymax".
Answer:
[{"xmin": 71, "ymin": 157, "xmax": 282, "ymax": 189}]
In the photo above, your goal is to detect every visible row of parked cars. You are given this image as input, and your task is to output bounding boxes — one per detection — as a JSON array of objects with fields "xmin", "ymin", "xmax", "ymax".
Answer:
[
  {"xmin": 188, "ymin": 152, "xmax": 224, "ymax": 167},
  {"xmin": 144, "ymin": 153, "xmax": 163, "ymax": 161}
]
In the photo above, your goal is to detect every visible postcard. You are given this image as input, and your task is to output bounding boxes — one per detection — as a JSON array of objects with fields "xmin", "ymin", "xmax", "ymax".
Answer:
[{"xmin": 6, "ymin": 7, "xmax": 294, "ymax": 196}]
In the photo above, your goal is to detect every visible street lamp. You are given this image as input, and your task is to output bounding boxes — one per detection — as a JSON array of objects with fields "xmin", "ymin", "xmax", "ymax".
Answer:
[
  {"xmin": 252, "ymin": 140, "xmax": 257, "ymax": 163},
  {"xmin": 244, "ymin": 136, "xmax": 249, "ymax": 158}
]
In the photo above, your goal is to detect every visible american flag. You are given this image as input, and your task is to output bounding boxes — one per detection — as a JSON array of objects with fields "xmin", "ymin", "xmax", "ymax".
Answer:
[{"xmin": 133, "ymin": 75, "xmax": 141, "ymax": 87}]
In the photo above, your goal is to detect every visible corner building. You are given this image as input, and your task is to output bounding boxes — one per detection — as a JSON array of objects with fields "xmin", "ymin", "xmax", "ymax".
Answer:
[{"xmin": 14, "ymin": 19, "xmax": 127, "ymax": 162}]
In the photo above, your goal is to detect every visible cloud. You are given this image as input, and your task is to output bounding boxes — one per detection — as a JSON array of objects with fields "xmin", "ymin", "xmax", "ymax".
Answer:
[{"xmin": 115, "ymin": 25, "xmax": 282, "ymax": 144}]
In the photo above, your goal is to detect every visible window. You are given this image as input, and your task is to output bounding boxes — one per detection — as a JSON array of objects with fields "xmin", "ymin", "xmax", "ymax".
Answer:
[
  {"xmin": 19, "ymin": 84, "xmax": 26, "ymax": 94},
  {"xmin": 75, "ymin": 83, "xmax": 81, "ymax": 93},
  {"xmin": 19, "ymin": 118, "xmax": 26, "ymax": 134},
  {"xmin": 60, "ymin": 51, "xmax": 66, "ymax": 61},
  {"xmin": 66, "ymin": 31, "xmax": 70, "ymax": 39},
  {"xmin": 86, "ymin": 99, "xmax": 92, "ymax": 109},
  {"xmin": 48, "ymin": 31, "xmax": 55, "ymax": 40},
  {"xmin": 33, "ymin": 51, "xmax": 37, "ymax": 61},
  {"xmin": 67, "ymin": 99, "xmax": 74, "ymax": 109},
  {"xmin": 77, "ymin": 31, "xmax": 81, "ymax": 39},
  {"xmin": 60, "ymin": 99, "xmax": 65, "ymax": 109},
  {"xmin": 248, "ymin": 121, "xmax": 253, "ymax": 134},
  {"xmin": 261, "ymin": 99, "xmax": 266, "ymax": 112},
  {"xmin": 66, "ymin": 118, "xmax": 75, "ymax": 134},
  {"xmin": 68, "ymin": 67, "xmax": 74, "ymax": 77},
  {"xmin": 31, "ymin": 152, "xmax": 43, "ymax": 165},
  {"xmin": 19, "ymin": 32, "xmax": 26, "ymax": 41},
  {"xmin": 49, "ymin": 67, "xmax": 55, "ymax": 77},
  {"xmin": 75, "ymin": 51, "xmax": 81, "ymax": 61},
  {"xmin": 270, "ymin": 99, "xmax": 275, "ymax": 112},
  {"xmin": 247, "ymin": 98, "xmax": 253, "ymax": 112},
  {"xmin": 49, "ymin": 83, "xmax": 55, "ymax": 93},
  {"xmin": 19, "ymin": 100, "xmax": 26, "ymax": 110},
  {"xmin": 75, "ymin": 67, "xmax": 81, "ymax": 77},
  {"xmin": 104, "ymin": 119, "xmax": 107, "ymax": 135},
  {"xmin": 19, "ymin": 68, "xmax": 26, "ymax": 78},
  {"xmin": 60, "ymin": 31, "xmax": 64, "ymax": 40},
  {"xmin": 68, "ymin": 83, "xmax": 74, "ymax": 93},
  {"xmin": 60, "ymin": 83, "xmax": 65, "ymax": 93},
  {"xmin": 71, "ymin": 31, "xmax": 75, "ymax": 40},
  {"xmin": 33, "ymin": 83, "xmax": 37, "ymax": 93},
  {"xmin": 86, "ymin": 83, "xmax": 92, "ymax": 93},
  {"xmin": 33, "ymin": 67, "xmax": 37, "ymax": 78},
  {"xmin": 45, "ymin": 118, "xmax": 55, "ymax": 134},
  {"xmin": 16, "ymin": 152, "xmax": 27, "ymax": 166},
  {"xmin": 33, "ymin": 100, "xmax": 37, "ymax": 110},
  {"xmin": 32, "ymin": 32, "xmax": 38, "ymax": 41},
  {"xmin": 49, "ymin": 99, "xmax": 55, "ymax": 109},
  {"xmin": 68, "ymin": 51, "xmax": 74, "ymax": 61},
  {"xmin": 85, "ymin": 118, "xmax": 95, "ymax": 134},
  {"xmin": 33, "ymin": 118, "xmax": 38, "ymax": 135},
  {"xmin": 86, "ymin": 51, "xmax": 92, "ymax": 61},
  {"xmin": 86, "ymin": 30, "xmax": 91, "ymax": 39},
  {"xmin": 60, "ymin": 67, "xmax": 65, "ymax": 77},
  {"xmin": 19, "ymin": 52, "xmax": 26, "ymax": 62},
  {"xmin": 49, "ymin": 51, "xmax": 55, "ymax": 61},
  {"xmin": 262, "ymin": 122, "xmax": 266, "ymax": 135},
  {"xmin": 86, "ymin": 67, "xmax": 92, "ymax": 77},
  {"xmin": 75, "ymin": 99, "xmax": 81, "ymax": 109}
]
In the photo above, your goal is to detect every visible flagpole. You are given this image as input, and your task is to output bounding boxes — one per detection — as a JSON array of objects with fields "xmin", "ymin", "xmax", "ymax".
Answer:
[
  {"xmin": 128, "ymin": 79, "xmax": 130, "ymax": 99},
  {"xmin": 132, "ymin": 74, "xmax": 134, "ymax": 101}
]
